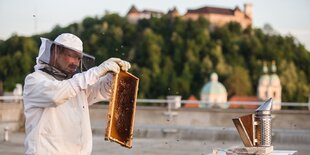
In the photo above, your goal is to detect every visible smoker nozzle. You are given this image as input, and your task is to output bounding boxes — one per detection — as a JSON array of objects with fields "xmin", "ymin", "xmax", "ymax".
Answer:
[{"xmin": 255, "ymin": 98, "xmax": 273, "ymax": 115}]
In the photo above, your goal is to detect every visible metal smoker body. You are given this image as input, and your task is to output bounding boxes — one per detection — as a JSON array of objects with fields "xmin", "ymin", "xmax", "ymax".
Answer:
[{"xmin": 255, "ymin": 98, "xmax": 272, "ymax": 147}]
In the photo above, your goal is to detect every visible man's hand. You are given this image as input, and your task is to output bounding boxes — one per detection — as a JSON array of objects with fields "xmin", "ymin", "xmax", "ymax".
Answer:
[
  {"xmin": 117, "ymin": 59, "xmax": 131, "ymax": 71},
  {"xmin": 98, "ymin": 58, "xmax": 131, "ymax": 75}
]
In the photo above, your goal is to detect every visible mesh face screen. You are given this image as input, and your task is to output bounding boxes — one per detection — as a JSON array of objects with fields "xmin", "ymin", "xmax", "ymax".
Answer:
[
  {"xmin": 80, "ymin": 53, "xmax": 95, "ymax": 71},
  {"xmin": 38, "ymin": 39, "xmax": 53, "ymax": 64},
  {"xmin": 39, "ymin": 38, "xmax": 95, "ymax": 72}
]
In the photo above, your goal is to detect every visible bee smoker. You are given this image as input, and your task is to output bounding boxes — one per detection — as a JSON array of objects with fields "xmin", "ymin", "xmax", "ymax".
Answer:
[
  {"xmin": 232, "ymin": 98, "xmax": 273, "ymax": 153},
  {"xmin": 231, "ymin": 98, "xmax": 298, "ymax": 154}
]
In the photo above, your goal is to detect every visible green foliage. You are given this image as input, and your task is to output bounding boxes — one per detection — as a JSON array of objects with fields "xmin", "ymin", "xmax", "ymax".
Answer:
[
  {"xmin": 1, "ymin": 14, "xmax": 309, "ymax": 102},
  {"xmin": 0, "ymin": 36, "xmax": 37, "ymax": 90},
  {"xmin": 224, "ymin": 66, "xmax": 253, "ymax": 98}
]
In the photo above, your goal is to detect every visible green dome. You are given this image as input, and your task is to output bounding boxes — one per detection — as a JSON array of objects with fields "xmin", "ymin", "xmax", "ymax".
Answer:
[
  {"xmin": 201, "ymin": 82, "xmax": 227, "ymax": 94},
  {"xmin": 201, "ymin": 73, "xmax": 227, "ymax": 95}
]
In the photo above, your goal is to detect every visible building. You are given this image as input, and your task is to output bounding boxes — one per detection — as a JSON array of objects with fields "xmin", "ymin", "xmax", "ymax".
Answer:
[
  {"xmin": 257, "ymin": 61, "xmax": 282, "ymax": 110},
  {"xmin": 183, "ymin": 3, "xmax": 252, "ymax": 29},
  {"xmin": 167, "ymin": 7, "xmax": 180, "ymax": 18},
  {"xmin": 126, "ymin": 3, "xmax": 252, "ymax": 29},
  {"xmin": 200, "ymin": 72, "xmax": 228, "ymax": 108},
  {"xmin": 183, "ymin": 95, "xmax": 199, "ymax": 108},
  {"xmin": 228, "ymin": 96, "xmax": 259, "ymax": 109},
  {"xmin": 126, "ymin": 5, "xmax": 165, "ymax": 24}
]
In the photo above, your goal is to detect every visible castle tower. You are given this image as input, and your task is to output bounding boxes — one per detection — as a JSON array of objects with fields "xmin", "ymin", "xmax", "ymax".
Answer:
[
  {"xmin": 244, "ymin": 3, "xmax": 253, "ymax": 19},
  {"xmin": 167, "ymin": 7, "xmax": 180, "ymax": 17},
  {"xmin": 126, "ymin": 5, "xmax": 141, "ymax": 24}
]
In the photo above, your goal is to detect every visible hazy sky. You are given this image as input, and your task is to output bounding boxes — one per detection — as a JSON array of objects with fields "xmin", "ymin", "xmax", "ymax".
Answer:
[{"xmin": 0, "ymin": 0, "xmax": 309, "ymax": 50}]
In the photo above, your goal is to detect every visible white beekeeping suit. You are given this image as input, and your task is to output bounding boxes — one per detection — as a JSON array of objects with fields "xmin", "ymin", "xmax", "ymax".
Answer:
[{"xmin": 23, "ymin": 33, "xmax": 130, "ymax": 155}]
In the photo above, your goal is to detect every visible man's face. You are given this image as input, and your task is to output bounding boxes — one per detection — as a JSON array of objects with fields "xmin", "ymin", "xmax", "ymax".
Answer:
[{"xmin": 55, "ymin": 48, "xmax": 82, "ymax": 75}]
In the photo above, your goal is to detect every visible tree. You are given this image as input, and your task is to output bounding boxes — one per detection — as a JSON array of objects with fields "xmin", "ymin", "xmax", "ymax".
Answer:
[{"xmin": 224, "ymin": 66, "xmax": 252, "ymax": 98}]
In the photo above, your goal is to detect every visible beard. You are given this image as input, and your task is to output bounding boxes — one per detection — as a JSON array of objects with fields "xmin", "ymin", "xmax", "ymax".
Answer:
[{"xmin": 65, "ymin": 64, "xmax": 78, "ymax": 74}]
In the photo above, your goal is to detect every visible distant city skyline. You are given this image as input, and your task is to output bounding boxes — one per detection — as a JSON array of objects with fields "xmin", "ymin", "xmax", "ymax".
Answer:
[{"xmin": 0, "ymin": 0, "xmax": 309, "ymax": 50}]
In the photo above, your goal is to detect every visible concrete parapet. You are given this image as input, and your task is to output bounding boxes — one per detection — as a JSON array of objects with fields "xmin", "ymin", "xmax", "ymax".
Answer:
[
  {"xmin": 90, "ymin": 105, "xmax": 310, "ymax": 130},
  {"xmin": 89, "ymin": 104, "xmax": 310, "ymax": 145},
  {"xmin": 92, "ymin": 124, "xmax": 310, "ymax": 145},
  {"xmin": 0, "ymin": 103, "xmax": 23, "ymax": 134}
]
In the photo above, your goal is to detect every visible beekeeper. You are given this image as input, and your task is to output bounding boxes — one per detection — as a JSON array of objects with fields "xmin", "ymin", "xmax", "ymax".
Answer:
[{"xmin": 23, "ymin": 33, "xmax": 130, "ymax": 155}]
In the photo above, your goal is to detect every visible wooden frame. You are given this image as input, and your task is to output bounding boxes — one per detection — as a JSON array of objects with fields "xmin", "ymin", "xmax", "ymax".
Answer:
[{"xmin": 105, "ymin": 71, "xmax": 139, "ymax": 148}]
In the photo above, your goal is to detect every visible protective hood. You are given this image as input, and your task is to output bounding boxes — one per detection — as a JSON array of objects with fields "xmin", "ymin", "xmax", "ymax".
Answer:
[{"xmin": 34, "ymin": 37, "xmax": 95, "ymax": 74}]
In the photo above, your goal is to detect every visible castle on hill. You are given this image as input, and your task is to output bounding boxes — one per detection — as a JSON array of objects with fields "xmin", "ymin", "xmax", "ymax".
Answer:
[{"xmin": 126, "ymin": 3, "xmax": 252, "ymax": 29}]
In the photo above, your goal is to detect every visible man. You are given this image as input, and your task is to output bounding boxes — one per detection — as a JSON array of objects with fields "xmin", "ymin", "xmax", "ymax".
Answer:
[{"xmin": 23, "ymin": 33, "xmax": 130, "ymax": 155}]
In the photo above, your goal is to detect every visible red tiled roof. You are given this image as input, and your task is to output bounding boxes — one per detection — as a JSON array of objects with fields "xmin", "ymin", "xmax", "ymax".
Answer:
[
  {"xmin": 229, "ymin": 96, "xmax": 259, "ymax": 109},
  {"xmin": 127, "ymin": 5, "xmax": 164, "ymax": 16},
  {"xmin": 229, "ymin": 96, "xmax": 259, "ymax": 102},
  {"xmin": 127, "ymin": 5, "xmax": 140, "ymax": 14},
  {"xmin": 187, "ymin": 6, "xmax": 235, "ymax": 16},
  {"xmin": 141, "ymin": 10, "xmax": 164, "ymax": 15},
  {"xmin": 167, "ymin": 7, "xmax": 179, "ymax": 15},
  {"xmin": 184, "ymin": 95, "xmax": 199, "ymax": 108}
]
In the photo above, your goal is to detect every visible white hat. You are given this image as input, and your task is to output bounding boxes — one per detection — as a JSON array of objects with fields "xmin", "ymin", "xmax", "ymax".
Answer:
[{"xmin": 54, "ymin": 33, "xmax": 83, "ymax": 53}]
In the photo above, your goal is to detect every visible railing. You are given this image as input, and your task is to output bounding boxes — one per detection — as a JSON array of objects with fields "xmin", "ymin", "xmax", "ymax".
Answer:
[
  {"xmin": 0, "ymin": 96, "xmax": 23, "ymax": 101},
  {"xmin": 1, "ymin": 96, "xmax": 309, "ymax": 109},
  {"xmin": 137, "ymin": 99, "xmax": 309, "ymax": 108}
]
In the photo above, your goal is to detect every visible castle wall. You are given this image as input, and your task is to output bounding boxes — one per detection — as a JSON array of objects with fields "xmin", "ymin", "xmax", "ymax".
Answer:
[{"xmin": 183, "ymin": 12, "xmax": 251, "ymax": 29}]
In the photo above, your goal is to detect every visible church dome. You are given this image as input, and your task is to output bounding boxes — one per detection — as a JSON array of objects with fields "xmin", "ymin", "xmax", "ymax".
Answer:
[{"xmin": 201, "ymin": 73, "xmax": 227, "ymax": 95}]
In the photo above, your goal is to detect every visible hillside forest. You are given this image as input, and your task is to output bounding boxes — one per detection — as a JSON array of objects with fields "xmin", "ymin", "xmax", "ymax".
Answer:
[{"xmin": 0, "ymin": 14, "xmax": 309, "ymax": 102}]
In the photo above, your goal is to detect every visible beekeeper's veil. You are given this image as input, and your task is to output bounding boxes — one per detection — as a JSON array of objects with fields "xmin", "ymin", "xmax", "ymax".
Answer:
[{"xmin": 34, "ymin": 33, "xmax": 95, "ymax": 73}]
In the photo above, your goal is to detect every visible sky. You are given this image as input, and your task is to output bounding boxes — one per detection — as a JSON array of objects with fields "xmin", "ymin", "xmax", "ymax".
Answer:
[{"xmin": 0, "ymin": 0, "xmax": 310, "ymax": 50}]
